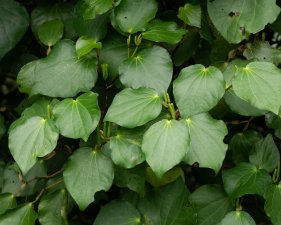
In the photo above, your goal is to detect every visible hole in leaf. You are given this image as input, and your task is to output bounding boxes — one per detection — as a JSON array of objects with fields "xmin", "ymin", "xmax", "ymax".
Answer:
[
  {"xmin": 240, "ymin": 26, "xmax": 246, "ymax": 35},
  {"xmin": 124, "ymin": 16, "xmax": 127, "ymax": 19},
  {"xmin": 228, "ymin": 11, "xmax": 240, "ymax": 17}
]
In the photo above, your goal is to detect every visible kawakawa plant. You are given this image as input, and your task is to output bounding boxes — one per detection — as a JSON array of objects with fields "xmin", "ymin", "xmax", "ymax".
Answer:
[{"xmin": 0, "ymin": 0, "xmax": 281, "ymax": 224}]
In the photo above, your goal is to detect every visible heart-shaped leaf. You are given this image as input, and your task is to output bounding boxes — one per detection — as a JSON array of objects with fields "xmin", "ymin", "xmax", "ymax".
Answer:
[
  {"xmin": 0, "ymin": 204, "xmax": 37, "ymax": 225},
  {"xmin": 119, "ymin": 46, "xmax": 173, "ymax": 94},
  {"xmin": 63, "ymin": 147, "xmax": 114, "ymax": 210},
  {"xmin": 113, "ymin": 0, "xmax": 157, "ymax": 33},
  {"xmin": 8, "ymin": 117, "xmax": 59, "ymax": 174},
  {"xmin": 142, "ymin": 19, "xmax": 186, "ymax": 44},
  {"xmin": 0, "ymin": 193, "xmax": 17, "ymax": 215},
  {"xmin": 222, "ymin": 163, "xmax": 272, "ymax": 199},
  {"xmin": 0, "ymin": 0, "xmax": 29, "ymax": 60},
  {"xmin": 76, "ymin": 36, "xmax": 102, "ymax": 59},
  {"xmin": 173, "ymin": 64, "xmax": 225, "ymax": 117},
  {"xmin": 105, "ymin": 87, "xmax": 162, "ymax": 128},
  {"xmin": 183, "ymin": 113, "xmax": 228, "ymax": 173},
  {"xmin": 17, "ymin": 40, "xmax": 97, "ymax": 98},
  {"xmin": 208, "ymin": 0, "xmax": 280, "ymax": 43},
  {"xmin": 177, "ymin": 4, "xmax": 201, "ymax": 28},
  {"xmin": 264, "ymin": 183, "xmax": 281, "ymax": 225},
  {"xmin": 142, "ymin": 119, "xmax": 189, "ymax": 178},
  {"xmin": 218, "ymin": 211, "xmax": 256, "ymax": 225},
  {"xmin": 53, "ymin": 92, "xmax": 100, "ymax": 141},
  {"xmin": 233, "ymin": 62, "xmax": 281, "ymax": 114},
  {"xmin": 37, "ymin": 19, "xmax": 64, "ymax": 47}
]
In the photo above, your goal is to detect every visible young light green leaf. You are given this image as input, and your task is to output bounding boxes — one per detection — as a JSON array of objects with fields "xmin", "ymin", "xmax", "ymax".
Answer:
[
  {"xmin": 142, "ymin": 19, "xmax": 186, "ymax": 44},
  {"xmin": 53, "ymin": 92, "xmax": 100, "ymax": 141},
  {"xmin": 0, "ymin": 193, "xmax": 17, "ymax": 215},
  {"xmin": 17, "ymin": 40, "xmax": 97, "ymax": 98},
  {"xmin": 233, "ymin": 62, "xmax": 281, "ymax": 114},
  {"xmin": 37, "ymin": 19, "xmax": 64, "ymax": 47},
  {"xmin": 8, "ymin": 117, "xmax": 59, "ymax": 174},
  {"xmin": 208, "ymin": 0, "xmax": 280, "ymax": 43},
  {"xmin": 222, "ymin": 163, "xmax": 272, "ymax": 199},
  {"xmin": 94, "ymin": 200, "xmax": 141, "ymax": 225},
  {"xmin": 264, "ymin": 183, "xmax": 281, "ymax": 225},
  {"xmin": 230, "ymin": 130, "xmax": 263, "ymax": 164},
  {"xmin": 76, "ymin": 36, "xmax": 102, "ymax": 58},
  {"xmin": 218, "ymin": 211, "xmax": 256, "ymax": 225},
  {"xmin": 0, "ymin": 0, "xmax": 29, "ymax": 60},
  {"xmin": 265, "ymin": 112, "xmax": 281, "ymax": 139},
  {"xmin": 142, "ymin": 119, "xmax": 189, "ymax": 178},
  {"xmin": 183, "ymin": 113, "xmax": 228, "ymax": 173},
  {"xmin": 113, "ymin": 0, "xmax": 157, "ymax": 33},
  {"xmin": 105, "ymin": 87, "xmax": 162, "ymax": 128},
  {"xmin": 119, "ymin": 46, "xmax": 173, "ymax": 94},
  {"xmin": 0, "ymin": 203, "xmax": 37, "ymax": 225},
  {"xmin": 38, "ymin": 189, "xmax": 68, "ymax": 225},
  {"xmin": 173, "ymin": 64, "xmax": 225, "ymax": 117},
  {"xmin": 178, "ymin": 4, "xmax": 201, "ymax": 28},
  {"xmin": 110, "ymin": 128, "xmax": 145, "ymax": 168},
  {"xmin": 63, "ymin": 147, "xmax": 114, "ymax": 210},
  {"xmin": 189, "ymin": 185, "xmax": 232, "ymax": 225}
]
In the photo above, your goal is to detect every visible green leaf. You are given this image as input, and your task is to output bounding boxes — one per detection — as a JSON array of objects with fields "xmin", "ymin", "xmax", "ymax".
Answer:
[
  {"xmin": 8, "ymin": 117, "xmax": 59, "ymax": 174},
  {"xmin": 119, "ymin": 46, "xmax": 173, "ymax": 94},
  {"xmin": 265, "ymin": 112, "xmax": 281, "ymax": 139},
  {"xmin": 222, "ymin": 163, "xmax": 272, "ymax": 199},
  {"xmin": 173, "ymin": 64, "xmax": 225, "ymax": 117},
  {"xmin": 177, "ymin": 3, "xmax": 201, "ymax": 28},
  {"xmin": 113, "ymin": 0, "xmax": 157, "ymax": 33},
  {"xmin": 0, "ymin": 203, "xmax": 37, "ymax": 225},
  {"xmin": 0, "ymin": 193, "xmax": 17, "ymax": 215},
  {"xmin": 138, "ymin": 179, "xmax": 196, "ymax": 225},
  {"xmin": 63, "ymin": 147, "xmax": 114, "ymax": 210},
  {"xmin": 264, "ymin": 183, "xmax": 281, "ymax": 225},
  {"xmin": 79, "ymin": 0, "xmax": 113, "ymax": 20},
  {"xmin": 38, "ymin": 189, "xmax": 68, "ymax": 225},
  {"xmin": 189, "ymin": 185, "xmax": 232, "ymax": 225},
  {"xmin": 109, "ymin": 128, "xmax": 145, "ymax": 168},
  {"xmin": 53, "ymin": 92, "xmax": 100, "ymax": 141},
  {"xmin": 76, "ymin": 36, "xmax": 102, "ymax": 59},
  {"xmin": 233, "ymin": 62, "xmax": 281, "ymax": 114},
  {"xmin": 105, "ymin": 87, "xmax": 162, "ymax": 128},
  {"xmin": 142, "ymin": 19, "xmax": 186, "ymax": 44},
  {"xmin": 249, "ymin": 134, "xmax": 280, "ymax": 173},
  {"xmin": 218, "ymin": 211, "xmax": 256, "ymax": 225},
  {"xmin": 207, "ymin": 0, "xmax": 280, "ymax": 43},
  {"xmin": 224, "ymin": 89, "xmax": 267, "ymax": 116},
  {"xmin": 142, "ymin": 119, "xmax": 189, "ymax": 178},
  {"xmin": 37, "ymin": 19, "xmax": 64, "ymax": 47},
  {"xmin": 0, "ymin": 0, "xmax": 29, "ymax": 60},
  {"xmin": 17, "ymin": 40, "xmax": 97, "ymax": 98},
  {"xmin": 94, "ymin": 200, "xmax": 141, "ymax": 225},
  {"xmin": 183, "ymin": 113, "xmax": 228, "ymax": 173},
  {"xmin": 230, "ymin": 130, "xmax": 263, "ymax": 164}
]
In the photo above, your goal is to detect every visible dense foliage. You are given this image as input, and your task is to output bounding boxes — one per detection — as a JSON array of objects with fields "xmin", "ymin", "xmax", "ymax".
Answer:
[{"xmin": 1, "ymin": 0, "xmax": 281, "ymax": 224}]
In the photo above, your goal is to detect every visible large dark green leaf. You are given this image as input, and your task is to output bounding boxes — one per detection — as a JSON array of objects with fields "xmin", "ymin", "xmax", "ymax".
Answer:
[
  {"xmin": 173, "ymin": 64, "xmax": 225, "ymax": 117},
  {"xmin": 8, "ymin": 117, "xmax": 59, "ymax": 174},
  {"xmin": 0, "ymin": 193, "xmax": 17, "ymax": 215},
  {"xmin": 104, "ymin": 87, "xmax": 162, "ymax": 128},
  {"xmin": 265, "ymin": 112, "xmax": 281, "ymax": 139},
  {"xmin": 208, "ymin": 0, "xmax": 280, "ymax": 43},
  {"xmin": 0, "ymin": 0, "xmax": 29, "ymax": 60},
  {"xmin": 142, "ymin": 119, "xmax": 189, "ymax": 178},
  {"xmin": 249, "ymin": 134, "xmax": 280, "ymax": 172},
  {"xmin": 142, "ymin": 20, "xmax": 186, "ymax": 44},
  {"xmin": 94, "ymin": 200, "xmax": 141, "ymax": 225},
  {"xmin": 183, "ymin": 113, "xmax": 228, "ymax": 173},
  {"xmin": 17, "ymin": 40, "xmax": 97, "ymax": 98},
  {"xmin": 264, "ymin": 183, "xmax": 281, "ymax": 225},
  {"xmin": 222, "ymin": 163, "xmax": 272, "ymax": 199},
  {"xmin": 0, "ymin": 204, "xmax": 37, "ymax": 225},
  {"xmin": 113, "ymin": 0, "xmax": 157, "ymax": 33},
  {"xmin": 218, "ymin": 211, "xmax": 256, "ymax": 225},
  {"xmin": 189, "ymin": 185, "xmax": 232, "ymax": 225},
  {"xmin": 53, "ymin": 92, "xmax": 100, "ymax": 141},
  {"xmin": 119, "ymin": 46, "xmax": 173, "ymax": 94},
  {"xmin": 63, "ymin": 147, "xmax": 114, "ymax": 210},
  {"xmin": 233, "ymin": 62, "xmax": 281, "ymax": 114},
  {"xmin": 78, "ymin": 0, "xmax": 114, "ymax": 20},
  {"xmin": 38, "ymin": 189, "xmax": 68, "ymax": 225}
]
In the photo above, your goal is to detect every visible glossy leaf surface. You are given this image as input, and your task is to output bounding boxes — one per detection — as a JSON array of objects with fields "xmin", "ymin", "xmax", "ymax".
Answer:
[
  {"xmin": 264, "ymin": 183, "xmax": 281, "ymax": 225},
  {"xmin": 218, "ymin": 211, "xmax": 256, "ymax": 225}
]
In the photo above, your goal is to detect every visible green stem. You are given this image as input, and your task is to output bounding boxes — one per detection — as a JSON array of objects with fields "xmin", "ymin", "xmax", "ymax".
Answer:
[
  {"xmin": 273, "ymin": 161, "xmax": 280, "ymax": 183},
  {"xmin": 131, "ymin": 46, "xmax": 139, "ymax": 58},
  {"xmin": 47, "ymin": 103, "xmax": 52, "ymax": 119},
  {"xmin": 127, "ymin": 34, "xmax": 131, "ymax": 58},
  {"xmin": 168, "ymin": 103, "xmax": 176, "ymax": 120},
  {"xmin": 107, "ymin": 122, "xmax": 111, "ymax": 138}
]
